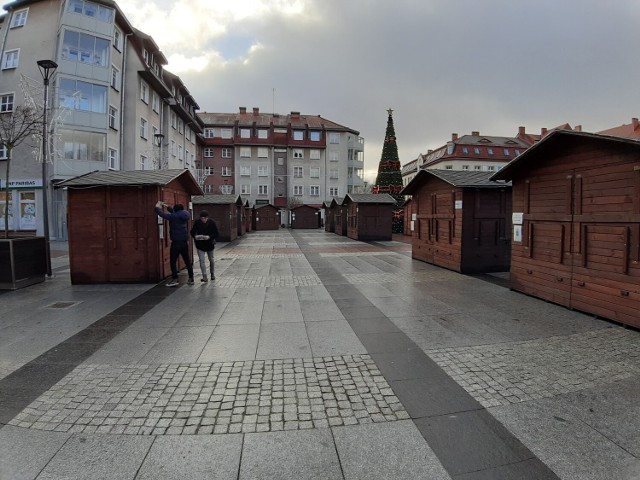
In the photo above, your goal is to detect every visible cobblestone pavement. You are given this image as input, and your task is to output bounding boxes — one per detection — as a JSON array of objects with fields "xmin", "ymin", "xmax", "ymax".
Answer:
[
  {"xmin": 426, "ymin": 328, "xmax": 640, "ymax": 408},
  {"xmin": 9, "ymin": 355, "xmax": 408, "ymax": 435}
]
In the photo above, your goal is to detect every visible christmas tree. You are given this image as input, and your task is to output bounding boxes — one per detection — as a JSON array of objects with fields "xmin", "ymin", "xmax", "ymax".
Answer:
[{"xmin": 372, "ymin": 108, "xmax": 404, "ymax": 233}]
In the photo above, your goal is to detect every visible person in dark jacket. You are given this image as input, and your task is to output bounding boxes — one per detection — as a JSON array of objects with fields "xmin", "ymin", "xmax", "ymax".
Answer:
[
  {"xmin": 190, "ymin": 210, "xmax": 219, "ymax": 282},
  {"xmin": 155, "ymin": 201, "xmax": 194, "ymax": 286}
]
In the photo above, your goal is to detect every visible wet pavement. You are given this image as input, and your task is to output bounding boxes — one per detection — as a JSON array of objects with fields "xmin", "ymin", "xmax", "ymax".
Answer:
[{"xmin": 1, "ymin": 230, "xmax": 639, "ymax": 479}]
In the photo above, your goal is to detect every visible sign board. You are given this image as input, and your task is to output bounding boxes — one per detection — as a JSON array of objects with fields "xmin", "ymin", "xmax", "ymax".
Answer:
[
  {"xmin": 455, "ymin": 200, "xmax": 463, "ymax": 210},
  {"xmin": 411, "ymin": 213, "xmax": 417, "ymax": 221},
  {"xmin": 0, "ymin": 178, "xmax": 43, "ymax": 189},
  {"xmin": 513, "ymin": 225, "xmax": 522, "ymax": 242},
  {"xmin": 410, "ymin": 220, "xmax": 415, "ymax": 231},
  {"xmin": 512, "ymin": 212, "xmax": 524, "ymax": 225}
]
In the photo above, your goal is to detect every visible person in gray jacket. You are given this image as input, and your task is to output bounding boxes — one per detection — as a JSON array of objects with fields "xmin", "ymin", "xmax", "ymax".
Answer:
[
  {"xmin": 190, "ymin": 210, "xmax": 219, "ymax": 282},
  {"xmin": 155, "ymin": 201, "xmax": 194, "ymax": 286}
]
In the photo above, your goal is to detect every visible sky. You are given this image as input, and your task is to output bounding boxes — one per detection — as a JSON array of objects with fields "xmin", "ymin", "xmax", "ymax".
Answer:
[{"xmin": 13, "ymin": 0, "xmax": 640, "ymax": 181}]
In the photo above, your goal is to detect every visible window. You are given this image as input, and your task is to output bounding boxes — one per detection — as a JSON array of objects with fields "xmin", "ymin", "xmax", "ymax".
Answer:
[
  {"xmin": 108, "ymin": 106, "xmax": 118, "ymax": 129},
  {"xmin": 293, "ymin": 185, "xmax": 303, "ymax": 196},
  {"xmin": 257, "ymin": 147, "xmax": 268, "ymax": 158},
  {"xmin": 221, "ymin": 184, "xmax": 233, "ymax": 194},
  {"xmin": 152, "ymin": 125, "xmax": 158, "ymax": 141},
  {"xmin": 140, "ymin": 118, "xmax": 148, "ymax": 139},
  {"xmin": 152, "ymin": 93, "xmax": 160, "ymax": 113},
  {"xmin": 108, "ymin": 148, "xmax": 118, "ymax": 170},
  {"xmin": 487, "ymin": 148, "xmax": 494, "ymax": 156},
  {"xmin": 329, "ymin": 187, "xmax": 339, "ymax": 197},
  {"xmin": 221, "ymin": 166, "xmax": 232, "ymax": 176},
  {"xmin": 111, "ymin": 66, "xmax": 120, "ymax": 90},
  {"xmin": 170, "ymin": 140, "xmax": 176, "ymax": 157},
  {"xmin": 221, "ymin": 148, "xmax": 232, "ymax": 158},
  {"xmin": 239, "ymin": 147, "xmax": 251, "ymax": 158},
  {"xmin": 0, "ymin": 144, "xmax": 7, "ymax": 160},
  {"xmin": 503, "ymin": 148, "xmax": 510, "ymax": 156},
  {"xmin": 474, "ymin": 165, "xmax": 482, "ymax": 171},
  {"xmin": 140, "ymin": 81, "xmax": 149, "ymax": 103},
  {"xmin": 143, "ymin": 49, "xmax": 150, "ymax": 66},
  {"xmin": 258, "ymin": 129, "xmax": 269, "ymax": 139},
  {"xmin": 113, "ymin": 27, "xmax": 122, "ymax": 51},
  {"xmin": 62, "ymin": 31, "xmax": 109, "ymax": 67},
  {"xmin": 221, "ymin": 128, "xmax": 233, "ymax": 139},
  {"xmin": 329, "ymin": 151, "xmax": 339, "ymax": 161},
  {"xmin": 487, "ymin": 165, "xmax": 495, "ymax": 171},
  {"xmin": 293, "ymin": 166, "xmax": 303, "ymax": 178},
  {"xmin": 2, "ymin": 49, "xmax": 19, "ymax": 69},
  {"xmin": 474, "ymin": 147, "xmax": 480, "ymax": 155},
  {"xmin": 204, "ymin": 167, "xmax": 214, "ymax": 175},
  {"xmin": 310, "ymin": 131, "xmax": 321, "ymax": 141},
  {"xmin": 310, "ymin": 167, "xmax": 320, "ymax": 178},
  {"xmin": 59, "ymin": 79, "xmax": 107, "ymax": 113},
  {"xmin": 310, "ymin": 150, "xmax": 320, "ymax": 160},
  {"xmin": 329, "ymin": 169, "xmax": 339, "ymax": 179},
  {"xmin": 310, "ymin": 186, "xmax": 319, "ymax": 196},
  {"xmin": 292, "ymin": 130, "xmax": 304, "ymax": 141},
  {"xmin": 329, "ymin": 133, "xmax": 340, "ymax": 144},
  {"xmin": 0, "ymin": 93, "xmax": 14, "ymax": 113},
  {"xmin": 203, "ymin": 148, "xmax": 214, "ymax": 158},
  {"xmin": 462, "ymin": 147, "xmax": 469, "ymax": 154},
  {"xmin": 10, "ymin": 8, "xmax": 28, "ymax": 28},
  {"xmin": 515, "ymin": 149, "xmax": 521, "ymax": 156},
  {"xmin": 68, "ymin": 0, "xmax": 114, "ymax": 22},
  {"xmin": 140, "ymin": 155, "xmax": 148, "ymax": 170},
  {"xmin": 293, "ymin": 149, "xmax": 303, "ymax": 159},
  {"xmin": 462, "ymin": 165, "xmax": 469, "ymax": 170},
  {"xmin": 240, "ymin": 165, "xmax": 251, "ymax": 176},
  {"xmin": 170, "ymin": 112, "xmax": 177, "ymax": 129},
  {"xmin": 445, "ymin": 165, "xmax": 453, "ymax": 170},
  {"xmin": 60, "ymin": 129, "xmax": 105, "ymax": 161},
  {"xmin": 178, "ymin": 145, "xmax": 183, "ymax": 161},
  {"xmin": 241, "ymin": 184, "xmax": 251, "ymax": 195},
  {"xmin": 258, "ymin": 165, "xmax": 268, "ymax": 176},
  {"xmin": 178, "ymin": 119, "xmax": 184, "ymax": 134},
  {"xmin": 204, "ymin": 128, "xmax": 214, "ymax": 138},
  {"xmin": 203, "ymin": 184, "xmax": 215, "ymax": 193},
  {"xmin": 259, "ymin": 185, "xmax": 268, "ymax": 195},
  {"xmin": 240, "ymin": 128, "xmax": 251, "ymax": 138}
]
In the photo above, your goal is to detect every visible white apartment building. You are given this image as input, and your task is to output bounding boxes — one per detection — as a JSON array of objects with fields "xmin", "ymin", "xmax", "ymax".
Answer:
[
  {"xmin": 198, "ymin": 108, "xmax": 365, "ymax": 208},
  {"xmin": 0, "ymin": 0, "xmax": 202, "ymax": 239}
]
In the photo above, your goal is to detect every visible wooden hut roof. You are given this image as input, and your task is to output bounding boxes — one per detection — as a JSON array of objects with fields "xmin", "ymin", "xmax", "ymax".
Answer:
[
  {"xmin": 291, "ymin": 204, "xmax": 320, "ymax": 211},
  {"xmin": 192, "ymin": 194, "xmax": 243, "ymax": 205},
  {"xmin": 401, "ymin": 169, "xmax": 510, "ymax": 195},
  {"xmin": 330, "ymin": 197, "xmax": 345, "ymax": 207},
  {"xmin": 491, "ymin": 130, "xmax": 640, "ymax": 182},
  {"xmin": 57, "ymin": 169, "xmax": 203, "ymax": 194},
  {"xmin": 344, "ymin": 193, "xmax": 396, "ymax": 204}
]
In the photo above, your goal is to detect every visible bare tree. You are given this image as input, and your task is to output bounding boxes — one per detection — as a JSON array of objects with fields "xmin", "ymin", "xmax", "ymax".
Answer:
[{"xmin": 0, "ymin": 105, "xmax": 43, "ymax": 238}]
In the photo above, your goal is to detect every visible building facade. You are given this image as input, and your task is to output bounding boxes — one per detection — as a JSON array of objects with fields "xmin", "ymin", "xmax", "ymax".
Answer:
[
  {"xmin": 197, "ymin": 108, "xmax": 365, "ymax": 207},
  {"xmin": 0, "ymin": 0, "xmax": 202, "ymax": 239}
]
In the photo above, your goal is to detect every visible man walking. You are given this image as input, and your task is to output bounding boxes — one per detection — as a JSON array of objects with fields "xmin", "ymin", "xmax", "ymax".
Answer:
[
  {"xmin": 190, "ymin": 210, "xmax": 219, "ymax": 282},
  {"xmin": 155, "ymin": 201, "xmax": 194, "ymax": 286}
]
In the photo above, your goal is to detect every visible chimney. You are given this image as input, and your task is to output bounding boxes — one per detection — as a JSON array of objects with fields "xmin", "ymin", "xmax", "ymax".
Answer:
[
  {"xmin": 518, "ymin": 126, "xmax": 526, "ymax": 136},
  {"xmin": 451, "ymin": 133, "xmax": 458, "ymax": 141},
  {"xmin": 427, "ymin": 149, "xmax": 433, "ymax": 154},
  {"xmin": 541, "ymin": 127, "xmax": 548, "ymax": 136},
  {"xmin": 253, "ymin": 107, "xmax": 259, "ymax": 116},
  {"xmin": 574, "ymin": 125, "xmax": 582, "ymax": 132},
  {"xmin": 471, "ymin": 131, "xmax": 479, "ymax": 136},
  {"xmin": 633, "ymin": 118, "xmax": 639, "ymax": 130},
  {"xmin": 239, "ymin": 107, "xmax": 247, "ymax": 114},
  {"xmin": 290, "ymin": 111, "xmax": 300, "ymax": 118}
]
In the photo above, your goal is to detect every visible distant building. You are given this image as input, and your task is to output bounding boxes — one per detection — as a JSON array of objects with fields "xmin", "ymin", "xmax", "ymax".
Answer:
[
  {"xmin": 197, "ymin": 108, "xmax": 365, "ymax": 207},
  {"xmin": 597, "ymin": 117, "xmax": 640, "ymax": 139}
]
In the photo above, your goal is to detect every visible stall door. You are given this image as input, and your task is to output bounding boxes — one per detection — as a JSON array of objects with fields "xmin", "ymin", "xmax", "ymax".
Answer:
[{"xmin": 107, "ymin": 216, "xmax": 148, "ymax": 282}]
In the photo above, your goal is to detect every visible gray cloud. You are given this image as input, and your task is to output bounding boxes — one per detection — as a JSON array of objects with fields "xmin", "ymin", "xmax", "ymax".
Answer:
[{"xmin": 113, "ymin": 1, "xmax": 640, "ymax": 179}]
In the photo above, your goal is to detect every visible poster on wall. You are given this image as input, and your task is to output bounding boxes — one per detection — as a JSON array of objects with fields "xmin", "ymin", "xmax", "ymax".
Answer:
[
  {"xmin": 19, "ymin": 192, "xmax": 36, "ymax": 229},
  {"xmin": 0, "ymin": 191, "xmax": 14, "ymax": 230}
]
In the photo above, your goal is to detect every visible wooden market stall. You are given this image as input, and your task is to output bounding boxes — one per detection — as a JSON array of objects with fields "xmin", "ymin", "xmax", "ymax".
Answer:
[
  {"xmin": 191, "ymin": 194, "xmax": 242, "ymax": 242},
  {"xmin": 58, "ymin": 169, "xmax": 202, "ymax": 284},
  {"xmin": 401, "ymin": 170, "xmax": 512, "ymax": 273},
  {"xmin": 253, "ymin": 204, "xmax": 280, "ymax": 230},
  {"xmin": 237, "ymin": 196, "xmax": 247, "ymax": 237},
  {"xmin": 343, "ymin": 193, "xmax": 396, "ymax": 241},
  {"xmin": 244, "ymin": 200, "xmax": 253, "ymax": 232},
  {"xmin": 332, "ymin": 197, "xmax": 347, "ymax": 236},
  {"xmin": 402, "ymin": 198, "xmax": 413, "ymax": 236},
  {"xmin": 323, "ymin": 201, "xmax": 334, "ymax": 233},
  {"xmin": 492, "ymin": 130, "xmax": 640, "ymax": 328},
  {"xmin": 290, "ymin": 204, "xmax": 321, "ymax": 229}
]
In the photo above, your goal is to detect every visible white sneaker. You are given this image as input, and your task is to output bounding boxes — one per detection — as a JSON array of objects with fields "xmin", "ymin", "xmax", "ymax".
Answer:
[{"xmin": 166, "ymin": 280, "xmax": 179, "ymax": 287}]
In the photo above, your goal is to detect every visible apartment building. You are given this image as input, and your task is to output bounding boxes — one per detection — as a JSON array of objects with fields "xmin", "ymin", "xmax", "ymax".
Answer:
[
  {"xmin": 197, "ymin": 108, "xmax": 365, "ymax": 207},
  {"xmin": 0, "ymin": 0, "xmax": 202, "ymax": 239}
]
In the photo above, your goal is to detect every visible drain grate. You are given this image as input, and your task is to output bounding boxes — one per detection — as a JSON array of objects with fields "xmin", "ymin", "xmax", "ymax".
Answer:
[{"xmin": 46, "ymin": 301, "xmax": 80, "ymax": 309}]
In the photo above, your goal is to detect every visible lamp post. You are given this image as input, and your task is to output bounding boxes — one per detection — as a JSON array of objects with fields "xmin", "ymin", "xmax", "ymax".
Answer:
[
  {"xmin": 153, "ymin": 133, "xmax": 164, "ymax": 169},
  {"xmin": 37, "ymin": 59, "xmax": 58, "ymax": 278}
]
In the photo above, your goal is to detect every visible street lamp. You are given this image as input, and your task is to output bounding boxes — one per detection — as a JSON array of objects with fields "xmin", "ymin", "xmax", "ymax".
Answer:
[
  {"xmin": 37, "ymin": 59, "xmax": 58, "ymax": 278},
  {"xmin": 153, "ymin": 133, "xmax": 164, "ymax": 169}
]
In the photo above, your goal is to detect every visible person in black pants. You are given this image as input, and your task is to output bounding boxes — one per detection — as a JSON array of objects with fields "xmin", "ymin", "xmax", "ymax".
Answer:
[
  {"xmin": 190, "ymin": 210, "xmax": 220, "ymax": 282},
  {"xmin": 155, "ymin": 201, "xmax": 194, "ymax": 286}
]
